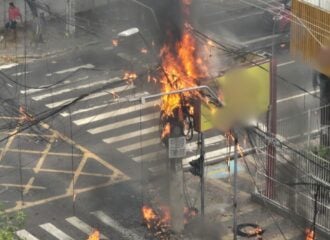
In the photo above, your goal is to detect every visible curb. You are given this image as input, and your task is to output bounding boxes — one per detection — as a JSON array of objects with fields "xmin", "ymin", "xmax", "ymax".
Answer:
[{"xmin": 0, "ymin": 40, "xmax": 100, "ymax": 63}]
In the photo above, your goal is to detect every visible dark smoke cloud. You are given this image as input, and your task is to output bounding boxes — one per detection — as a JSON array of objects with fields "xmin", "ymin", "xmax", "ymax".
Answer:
[{"xmin": 138, "ymin": 0, "xmax": 185, "ymax": 45}]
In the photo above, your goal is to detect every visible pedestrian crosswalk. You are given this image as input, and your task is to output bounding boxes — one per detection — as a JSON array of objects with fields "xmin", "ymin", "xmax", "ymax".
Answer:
[
  {"xmin": 16, "ymin": 210, "xmax": 143, "ymax": 240},
  {"xmin": 14, "ymin": 62, "xmax": 233, "ymax": 170}
]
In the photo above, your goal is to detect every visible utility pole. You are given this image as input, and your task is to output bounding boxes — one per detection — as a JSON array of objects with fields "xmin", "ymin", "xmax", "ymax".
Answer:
[
  {"xmin": 199, "ymin": 132, "xmax": 205, "ymax": 218},
  {"xmin": 266, "ymin": 18, "xmax": 278, "ymax": 199},
  {"xmin": 66, "ymin": 0, "xmax": 75, "ymax": 36},
  {"xmin": 168, "ymin": 109, "xmax": 185, "ymax": 233},
  {"xmin": 233, "ymin": 133, "xmax": 238, "ymax": 240}
]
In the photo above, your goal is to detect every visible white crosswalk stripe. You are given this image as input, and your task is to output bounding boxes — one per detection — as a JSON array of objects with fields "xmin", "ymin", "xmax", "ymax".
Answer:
[
  {"xmin": 45, "ymin": 82, "xmax": 133, "ymax": 109},
  {"xmin": 89, "ymin": 112, "xmax": 159, "ymax": 134},
  {"xmin": 40, "ymin": 223, "xmax": 74, "ymax": 240},
  {"xmin": 66, "ymin": 216, "xmax": 108, "ymax": 239},
  {"xmin": 32, "ymin": 78, "xmax": 119, "ymax": 101},
  {"xmin": 17, "ymin": 210, "xmax": 145, "ymax": 240},
  {"xmin": 45, "ymin": 64, "xmax": 94, "ymax": 76},
  {"xmin": 91, "ymin": 211, "xmax": 144, "ymax": 240},
  {"xmin": 104, "ymin": 126, "xmax": 159, "ymax": 144},
  {"xmin": 74, "ymin": 99, "xmax": 158, "ymax": 126},
  {"xmin": 16, "ymin": 229, "xmax": 39, "ymax": 240},
  {"xmin": 61, "ymin": 91, "xmax": 149, "ymax": 117}
]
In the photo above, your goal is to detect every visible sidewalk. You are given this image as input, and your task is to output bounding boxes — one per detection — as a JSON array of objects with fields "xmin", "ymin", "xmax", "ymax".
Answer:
[{"xmin": 0, "ymin": 19, "xmax": 100, "ymax": 65}]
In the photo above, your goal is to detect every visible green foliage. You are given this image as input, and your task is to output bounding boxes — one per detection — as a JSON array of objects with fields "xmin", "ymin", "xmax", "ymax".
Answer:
[
  {"xmin": 311, "ymin": 145, "xmax": 330, "ymax": 160},
  {"xmin": 0, "ymin": 204, "xmax": 25, "ymax": 240}
]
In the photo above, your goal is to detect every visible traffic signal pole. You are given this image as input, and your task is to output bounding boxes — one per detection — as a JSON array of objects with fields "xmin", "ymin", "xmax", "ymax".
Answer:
[{"xmin": 199, "ymin": 132, "xmax": 205, "ymax": 218}]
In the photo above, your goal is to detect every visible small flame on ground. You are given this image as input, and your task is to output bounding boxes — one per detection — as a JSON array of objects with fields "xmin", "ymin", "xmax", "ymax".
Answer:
[
  {"xmin": 87, "ymin": 229, "xmax": 100, "ymax": 240},
  {"xmin": 305, "ymin": 228, "xmax": 315, "ymax": 240},
  {"xmin": 112, "ymin": 39, "xmax": 118, "ymax": 47},
  {"xmin": 123, "ymin": 72, "xmax": 138, "ymax": 82}
]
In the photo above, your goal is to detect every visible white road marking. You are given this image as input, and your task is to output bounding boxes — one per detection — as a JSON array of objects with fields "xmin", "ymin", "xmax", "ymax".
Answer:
[
  {"xmin": 277, "ymin": 90, "xmax": 319, "ymax": 103},
  {"xmin": 103, "ymin": 126, "xmax": 159, "ymax": 144},
  {"xmin": 66, "ymin": 216, "xmax": 108, "ymax": 239},
  {"xmin": 277, "ymin": 60, "xmax": 295, "ymax": 67},
  {"xmin": 0, "ymin": 63, "xmax": 18, "ymax": 70},
  {"xmin": 91, "ymin": 211, "xmax": 144, "ymax": 240},
  {"xmin": 16, "ymin": 230, "xmax": 39, "ymax": 240},
  {"xmin": 133, "ymin": 151, "xmax": 164, "ymax": 162},
  {"xmin": 88, "ymin": 112, "xmax": 158, "ymax": 134},
  {"xmin": 242, "ymin": 33, "xmax": 281, "ymax": 45},
  {"xmin": 74, "ymin": 99, "xmax": 159, "ymax": 126},
  {"xmin": 46, "ymin": 64, "xmax": 94, "ymax": 76},
  {"xmin": 12, "ymin": 71, "xmax": 31, "ymax": 77},
  {"xmin": 186, "ymin": 135, "xmax": 224, "ymax": 152},
  {"xmin": 183, "ymin": 146, "xmax": 235, "ymax": 165},
  {"xmin": 21, "ymin": 76, "xmax": 90, "ymax": 95},
  {"xmin": 45, "ymin": 78, "xmax": 131, "ymax": 109},
  {"xmin": 118, "ymin": 138, "xmax": 160, "ymax": 153},
  {"xmin": 32, "ymin": 78, "xmax": 118, "ymax": 101},
  {"xmin": 104, "ymin": 46, "xmax": 114, "ymax": 51},
  {"xmin": 61, "ymin": 92, "xmax": 149, "ymax": 117},
  {"xmin": 40, "ymin": 223, "xmax": 74, "ymax": 240}
]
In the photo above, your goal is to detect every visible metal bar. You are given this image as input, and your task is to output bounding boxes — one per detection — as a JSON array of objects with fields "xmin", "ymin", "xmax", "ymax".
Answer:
[
  {"xmin": 140, "ymin": 85, "xmax": 223, "ymax": 107},
  {"xmin": 233, "ymin": 136, "xmax": 238, "ymax": 240},
  {"xmin": 200, "ymin": 132, "xmax": 205, "ymax": 218}
]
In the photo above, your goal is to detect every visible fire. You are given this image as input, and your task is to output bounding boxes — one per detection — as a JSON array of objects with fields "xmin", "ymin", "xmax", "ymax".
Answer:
[
  {"xmin": 123, "ymin": 72, "xmax": 138, "ymax": 82},
  {"xmin": 142, "ymin": 205, "xmax": 158, "ymax": 229},
  {"xmin": 161, "ymin": 123, "xmax": 171, "ymax": 139},
  {"xmin": 160, "ymin": 32, "xmax": 207, "ymax": 116},
  {"xmin": 112, "ymin": 39, "xmax": 118, "ymax": 47},
  {"xmin": 87, "ymin": 230, "xmax": 100, "ymax": 240},
  {"xmin": 305, "ymin": 228, "xmax": 315, "ymax": 240},
  {"xmin": 159, "ymin": 1, "xmax": 208, "ymax": 121}
]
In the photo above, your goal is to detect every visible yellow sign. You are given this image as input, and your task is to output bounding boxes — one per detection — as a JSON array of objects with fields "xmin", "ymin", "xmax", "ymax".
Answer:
[{"xmin": 200, "ymin": 61, "xmax": 270, "ymax": 132}]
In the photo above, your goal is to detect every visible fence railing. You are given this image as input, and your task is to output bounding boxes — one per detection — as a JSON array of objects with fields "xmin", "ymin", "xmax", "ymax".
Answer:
[
  {"xmin": 249, "ymin": 127, "xmax": 330, "ymax": 232},
  {"xmin": 277, "ymin": 104, "xmax": 330, "ymax": 152}
]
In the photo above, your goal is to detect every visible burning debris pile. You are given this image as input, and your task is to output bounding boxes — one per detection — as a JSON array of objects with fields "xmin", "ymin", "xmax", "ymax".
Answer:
[{"xmin": 141, "ymin": 205, "xmax": 198, "ymax": 240}]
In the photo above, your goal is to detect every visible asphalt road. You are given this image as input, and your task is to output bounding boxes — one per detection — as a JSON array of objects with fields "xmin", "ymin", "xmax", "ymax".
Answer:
[{"xmin": 0, "ymin": 2, "xmax": 322, "ymax": 240}]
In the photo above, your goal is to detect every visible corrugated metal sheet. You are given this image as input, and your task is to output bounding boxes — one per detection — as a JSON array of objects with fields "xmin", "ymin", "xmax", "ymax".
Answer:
[{"xmin": 291, "ymin": 0, "xmax": 330, "ymax": 75}]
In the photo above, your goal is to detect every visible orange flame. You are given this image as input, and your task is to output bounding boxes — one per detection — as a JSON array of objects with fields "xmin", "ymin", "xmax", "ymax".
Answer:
[
  {"xmin": 160, "ymin": 31, "xmax": 208, "ymax": 117},
  {"xmin": 141, "ymin": 205, "xmax": 158, "ymax": 229},
  {"xmin": 87, "ymin": 230, "xmax": 100, "ymax": 240},
  {"xmin": 112, "ymin": 39, "xmax": 118, "ymax": 47},
  {"xmin": 305, "ymin": 228, "xmax": 315, "ymax": 240},
  {"xmin": 161, "ymin": 123, "xmax": 171, "ymax": 139},
  {"xmin": 123, "ymin": 72, "xmax": 138, "ymax": 83}
]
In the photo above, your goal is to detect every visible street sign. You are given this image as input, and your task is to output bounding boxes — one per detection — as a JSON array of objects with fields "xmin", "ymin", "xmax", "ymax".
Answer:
[{"xmin": 168, "ymin": 137, "xmax": 186, "ymax": 158}]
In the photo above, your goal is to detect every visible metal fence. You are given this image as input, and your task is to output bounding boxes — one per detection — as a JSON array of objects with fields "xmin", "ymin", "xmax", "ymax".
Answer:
[
  {"xmin": 249, "ymin": 127, "xmax": 330, "ymax": 232},
  {"xmin": 277, "ymin": 104, "xmax": 330, "ymax": 152}
]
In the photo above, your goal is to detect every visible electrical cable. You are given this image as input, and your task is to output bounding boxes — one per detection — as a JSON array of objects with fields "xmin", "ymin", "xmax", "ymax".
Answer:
[
  {"xmin": 0, "ymin": 67, "xmax": 105, "ymax": 90},
  {"xmin": 191, "ymin": 28, "xmax": 321, "ymax": 101}
]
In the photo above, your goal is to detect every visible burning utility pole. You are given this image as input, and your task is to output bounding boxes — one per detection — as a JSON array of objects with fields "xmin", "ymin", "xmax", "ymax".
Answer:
[
  {"xmin": 164, "ymin": 109, "xmax": 186, "ymax": 233},
  {"xmin": 156, "ymin": 0, "xmax": 210, "ymax": 234}
]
